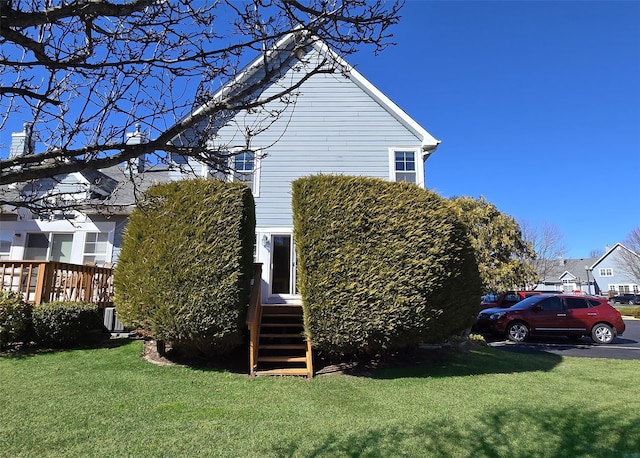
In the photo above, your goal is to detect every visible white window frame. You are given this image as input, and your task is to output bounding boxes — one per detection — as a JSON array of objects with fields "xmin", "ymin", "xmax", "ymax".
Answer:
[
  {"xmin": 388, "ymin": 147, "xmax": 424, "ymax": 187},
  {"xmin": 24, "ymin": 232, "xmax": 75, "ymax": 263},
  {"xmin": 228, "ymin": 148, "xmax": 262, "ymax": 197},
  {"xmin": 82, "ymin": 232, "xmax": 111, "ymax": 266},
  {"xmin": 599, "ymin": 267, "xmax": 613, "ymax": 277},
  {"xmin": 0, "ymin": 231, "xmax": 12, "ymax": 259}
]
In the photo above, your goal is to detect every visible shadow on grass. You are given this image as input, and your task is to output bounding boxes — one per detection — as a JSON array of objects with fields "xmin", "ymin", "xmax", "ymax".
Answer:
[
  {"xmin": 314, "ymin": 344, "xmax": 564, "ymax": 380},
  {"xmin": 271, "ymin": 406, "xmax": 640, "ymax": 457},
  {"xmin": 0, "ymin": 334, "xmax": 133, "ymax": 360},
  {"xmin": 148, "ymin": 340, "xmax": 250, "ymax": 374}
]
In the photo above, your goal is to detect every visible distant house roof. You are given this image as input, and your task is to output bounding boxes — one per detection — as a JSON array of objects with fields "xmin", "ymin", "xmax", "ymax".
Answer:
[
  {"xmin": 83, "ymin": 165, "xmax": 172, "ymax": 213},
  {"xmin": 591, "ymin": 242, "xmax": 638, "ymax": 268},
  {"xmin": 0, "ymin": 164, "xmax": 172, "ymax": 216},
  {"xmin": 79, "ymin": 170, "xmax": 119, "ymax": 196},
  {"xmin": 539, "ymin": 257, "xmax": 599, "ymax": 283}
]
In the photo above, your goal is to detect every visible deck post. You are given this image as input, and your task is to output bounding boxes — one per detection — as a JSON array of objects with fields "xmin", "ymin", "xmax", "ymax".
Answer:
[{"xmin": 33, "ymin": 262, "xmax": 48, "ymax": 305}]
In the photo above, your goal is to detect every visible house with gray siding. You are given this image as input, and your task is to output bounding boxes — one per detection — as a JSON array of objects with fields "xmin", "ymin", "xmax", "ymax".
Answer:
[
  {"xmin": 1, "ymin": 126, "xmax": 169, "ymax": 266},
  {"xmin": 532, "ymin": 257, "xmax": 600, "ymax": 294},
  {"xmin": 531, "ymin": 244, "xmax": 640, "ymax": 296},
  {"xmin": 170, "ymin": 34, "xmax": 440, "ymax": 304},
  {"xmin": 591, "ymin": 243, "xmax": 639, "ymax": 295},
  {"xmin": 1, "ymin": 34, "xmax": 439, "ymax": 307}
]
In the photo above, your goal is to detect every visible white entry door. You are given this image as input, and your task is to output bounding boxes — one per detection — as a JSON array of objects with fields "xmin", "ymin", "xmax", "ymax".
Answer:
[{"xmin": 270, "ymin": 234, "xmax": 298, "ymax": 301}]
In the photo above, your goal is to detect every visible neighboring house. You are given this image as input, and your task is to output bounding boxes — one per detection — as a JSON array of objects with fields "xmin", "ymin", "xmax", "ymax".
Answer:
[
  {"xmin": 532, "ymin": 244, "xmax": 640, "ymax": 296},
  {"xmin": 532, "ymin": 257, "xmax": 600, "ymax": 294},
  {"xmin": 1, "ymin": 126, "xmax": 170, "ymax": 266},
  {"xmin": 591, "ymin": 243, "xmax": 640, "ymax": 295},
  {"xmin": 1, "ymin": 33, "xmax": 440, "ymax": 307}
]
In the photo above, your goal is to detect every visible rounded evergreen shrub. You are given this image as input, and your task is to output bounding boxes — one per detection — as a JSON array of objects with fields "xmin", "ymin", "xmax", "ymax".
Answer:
[
  {"xmin": 114, "ymin": 178, "xmax": 256, "ymax": 356},
  {"xmin": 32, "ymin": 301, "xmax": 103, "ymax": 347},
  {"xmin": 292, "ymin": 175, "xmax": 482, "ymax": 355},
  {"xmin": 0, "ymin": 291, "xmax": 33, "ymax": 349}
]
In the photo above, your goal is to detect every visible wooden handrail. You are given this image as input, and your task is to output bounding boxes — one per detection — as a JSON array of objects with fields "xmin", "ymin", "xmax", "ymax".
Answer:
[
  {"xmin": 0, "ymin": 260, "xmax": 114, "ymax": 307},
  {"xmin": 246, "ymin": 263, "xmax": 263, "ymax": 376}
]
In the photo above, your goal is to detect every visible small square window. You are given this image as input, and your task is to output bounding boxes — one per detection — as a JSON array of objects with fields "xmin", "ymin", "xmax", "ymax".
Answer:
[
  {"xmin": 392, "ymin": 150, "xmax": 417, "ymax": 183},
  {"xmin": 599, "ymin": 268, "xmax": 613, "ymax": 277},
  {"xmin": 234, "ymin": 151, "xmax": 255, "ymax": 173}
]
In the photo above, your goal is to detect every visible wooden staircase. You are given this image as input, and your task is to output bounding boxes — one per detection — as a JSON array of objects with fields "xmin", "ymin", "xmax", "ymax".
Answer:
[{"xmin": 252, "ymin": 304, "xmax": 313, "ymax": 377}]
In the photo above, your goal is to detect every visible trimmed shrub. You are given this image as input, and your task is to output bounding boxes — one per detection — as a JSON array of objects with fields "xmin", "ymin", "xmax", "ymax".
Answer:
[
  {"xmin": 0, "ymin": 291, "xmax": 33, "ymax": 349},
  {"xmin": 32, "ymin": 301, "xmax": 103, "ymax": 347},
  {"xmin": 292, "ymin": 175, "xmax": 481, "ymax": 355},
  {"xmin": 114, "ymin": 179, "xmax": 255, "ymax": 356}
]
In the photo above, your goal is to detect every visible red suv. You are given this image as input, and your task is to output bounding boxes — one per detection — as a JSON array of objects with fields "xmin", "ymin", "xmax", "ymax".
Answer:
[{"xmin": 475, "ymin": 294, "xmax": 625, "ymax": 344}]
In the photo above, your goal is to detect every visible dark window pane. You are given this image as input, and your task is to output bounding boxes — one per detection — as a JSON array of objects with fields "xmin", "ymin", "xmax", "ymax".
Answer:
[
  {"xmin": 25, "ymin": 233, "xmax": 49, "ymax": 260},
  {"xmin": 566, "ymin": 297, "xmax": 589, "ymax": 309},
  {"xmin": 540, "ymin": 297, "xmax": 563, "ymax": 311}
]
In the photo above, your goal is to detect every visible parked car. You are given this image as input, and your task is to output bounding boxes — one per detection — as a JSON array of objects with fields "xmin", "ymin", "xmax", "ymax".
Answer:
[
  {"xmin": 609, "ymin": 294, "xmax": 640, "ymax": 305},
  {"xmin": 475, "ymin": 294, "xmax": 625, "ymax": 344},
  {"xmin": 480, "ymin": 290, "xmax": 545, "ymax": 310}
]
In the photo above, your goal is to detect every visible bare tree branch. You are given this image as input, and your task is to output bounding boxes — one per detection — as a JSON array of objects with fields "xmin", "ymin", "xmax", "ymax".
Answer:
[
  {"xmin": 1, "ymin": 0, "xmax": 403, "ymax": 206},
  {"xmin": 519, "ymin": 220, "xmax": 569, "ymax": 287},
  {"xmin": 618, "ymin": 227, "xmax": 640, "ymax": 285}
]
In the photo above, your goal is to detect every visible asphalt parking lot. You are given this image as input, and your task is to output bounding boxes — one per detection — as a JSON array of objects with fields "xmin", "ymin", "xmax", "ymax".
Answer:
[{"xmin": 486, "ymin": 318, "xmax": 640, "ymax": 360}]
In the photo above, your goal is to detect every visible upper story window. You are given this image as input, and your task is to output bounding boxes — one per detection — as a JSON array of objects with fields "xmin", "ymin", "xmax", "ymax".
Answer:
[
  {"xmin": 234, "ymin": 151, "xmax": 255, "ymax": 174},
  {"xmin": 229, "ymin": 149, "xmax": 261, "ymax": 196},
  {"xmin": 394, "ymin": 151, "xmax": 416, "ymax": 183},
  {"xmin": 599, "ymin": 268, "xmax": 613, "ymax": 277},
  {"xmin": 389, "ymin": 148, "xmax": 423, "ymax": 186}
]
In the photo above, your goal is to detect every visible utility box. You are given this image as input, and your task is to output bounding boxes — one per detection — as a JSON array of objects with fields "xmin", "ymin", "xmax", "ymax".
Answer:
[{"xmin": 103, "ymin": 307, "xmax": 125, "ymax": 332}]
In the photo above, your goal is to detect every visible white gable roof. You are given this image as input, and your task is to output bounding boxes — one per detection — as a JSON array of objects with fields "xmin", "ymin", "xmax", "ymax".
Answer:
[
  {"xmin": 592, "ymin": 242, "xmax": 639, "ymax": 268},
  {"xmin": 189, "ymin": 32, "xmax": 440, "ymax": 156}
]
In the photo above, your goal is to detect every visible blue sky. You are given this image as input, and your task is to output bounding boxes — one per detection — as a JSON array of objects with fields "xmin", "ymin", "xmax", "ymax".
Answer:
[
  {"xmin": 352, "ymin": 0, "xmax": 640, "ymax": 258},
  {"xmin": 1, "ymin": 1, "xmax": 637, "ymax": 258}
]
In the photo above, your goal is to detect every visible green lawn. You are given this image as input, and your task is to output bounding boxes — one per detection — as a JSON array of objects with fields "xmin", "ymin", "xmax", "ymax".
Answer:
[
  {"xmin": 617, "ymin": 305, "xmax": 640, "ymax": 318},
  {"xmin": 1, "ymin": 340, "xmax": 639, "ymax": 457}
]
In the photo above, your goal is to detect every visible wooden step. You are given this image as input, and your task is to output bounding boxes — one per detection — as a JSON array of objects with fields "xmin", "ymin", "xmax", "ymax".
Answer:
[
  {"xmin": 261, "ymin": 312, "xmax": 302, "ymax": 318},
  {"xmin": 257, "ymin": 356, "xmax": 307, "ymax": 363},
  {"xmin": 259, "ymin": 333, "xmax": 303, "ymax": 339},
  {"xmin": 254, "ymin": 368, "xmax": 309, "ymax": 377},
  {"xmin": 261, "ymin": 305, "xmax": 302, "ymax": 313},
  {"xmin": 259, "ymin": 344, "xmax": 306, "ymax": 350},
  {"xmin": 261, "ymin": 322, "xmax": 303, "ymax": 328},
  {"xmin": 250, "ymin": 304, "xmax": 311, "ymax": 377}
]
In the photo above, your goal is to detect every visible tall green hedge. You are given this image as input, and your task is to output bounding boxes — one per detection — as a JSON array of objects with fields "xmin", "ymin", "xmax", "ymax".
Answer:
[
  {"xmin": 114, "ymin": 179, "xmax": 255, "ymax": 356},
  {"xmin": 292, "ymin": 175, "xmax": 481, "ymax": 354}
]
